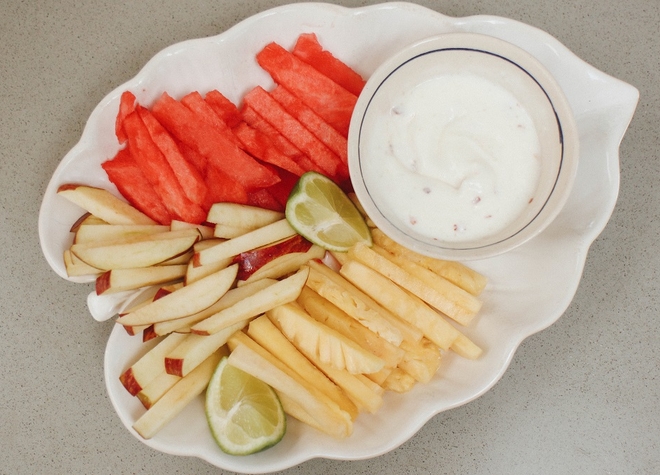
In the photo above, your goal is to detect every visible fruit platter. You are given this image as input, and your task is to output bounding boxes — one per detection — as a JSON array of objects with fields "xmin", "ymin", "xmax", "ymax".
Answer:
[{"xmin": 38, "ymin": 3, "xmax": 638, "ymax": 473}]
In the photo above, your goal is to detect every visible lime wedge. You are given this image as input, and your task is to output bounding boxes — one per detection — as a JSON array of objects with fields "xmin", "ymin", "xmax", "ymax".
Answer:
[
  {"xmin": 205, "ymin": 356, "xmax": 286, "ymax": 455},
  {"xmin": 285, "ymin": 172, "xmax": 372, "ymax": 252}
]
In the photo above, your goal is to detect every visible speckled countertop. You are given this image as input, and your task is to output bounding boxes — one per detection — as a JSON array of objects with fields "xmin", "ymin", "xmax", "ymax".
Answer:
[{"xmin": 2, "ymin": 1, "xmax": 658, "ymax": 474}]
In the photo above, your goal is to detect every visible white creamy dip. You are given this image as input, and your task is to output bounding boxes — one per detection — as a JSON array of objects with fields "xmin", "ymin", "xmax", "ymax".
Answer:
[{"xmin": 362, "ymin": 71, "xmax": 542, "ymax": 243}]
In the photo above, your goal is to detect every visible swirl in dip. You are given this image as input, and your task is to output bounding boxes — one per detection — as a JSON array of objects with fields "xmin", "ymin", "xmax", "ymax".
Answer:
[{"xmin": 363, "ymin": 71, "xmax": 541, "ymax": 242}]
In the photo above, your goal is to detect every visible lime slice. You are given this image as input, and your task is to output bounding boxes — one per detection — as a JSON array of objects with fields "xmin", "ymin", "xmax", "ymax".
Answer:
[
  {"xmin": 285, "ymin": 172, "xmax": 372, "ymax": 252},
  {"xmin": 205, "ymin": 356, "xmax": 286, "ymax": 455}
]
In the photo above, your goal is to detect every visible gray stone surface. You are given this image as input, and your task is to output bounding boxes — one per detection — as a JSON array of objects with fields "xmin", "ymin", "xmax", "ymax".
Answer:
[{"xmin": 1, "ymin": 1, "xmax": 657, "ymax": 474}]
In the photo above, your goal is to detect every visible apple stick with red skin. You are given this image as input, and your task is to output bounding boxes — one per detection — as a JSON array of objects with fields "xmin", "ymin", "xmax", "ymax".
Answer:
[
  {"xmin": 233, "ymin": 234, "xmax": 313, "ymax": 281},
  {"xmin": 117, "ymin": 264, "xmax": 238, "ymax": 327},
  {"xmin": 136, "ymin": 371, "xmax": 181, "ymax": 409},
  {"xmin": 137, "ymin": 344, "xmax": 230, "ymax": 409},
  {"xmin": 212, "ymin": 223, "xmax": 252, "ymax": 239},
  {"xmin": 169, "ymin": 220, "xmax": 215, "ymax": 239},
  {"xmin": 70, "ymin": 228, "xmax": 201, "ymax": 270},
  {"xmin": 194, "ymin": 218, "xmax": 296, "ymax": 267},
  {"xmin": 132, "ymin": 349, "xmax": 224, "ymax": 439},
  {"xmin": 237, "ymin": 245, "xmax": 325, "ymax": 287},
  {"xmin": 189, "ymin": 267, "xmax": 308, "ymax": 336},
  {"xmin": 63, "ymin": 249, "xmax": 102, "ymax": 277},
  {"xmin": 57, "ymin": 184, "xmax": 156, "ymax": 225},
  {"xmin": 184, "ymin": 239, "xmax": 233, "ymax": 286},
  {"xmin": 69, "ymin": 212, "xmax": 107, "ymax": 233},
  {"xmin": 95, "ymin": 265, "xmax": 186, "ymax": 295},
  {"xmin": 118, "ymin": 332, "xmax": 188, "ymax": 396},
  {"xmin": 158, "ymin": 249, "xmax": 193, "ymax": 266},
  {"xmin": 184, "ymin": 255, "xmax": 232, "ymax": 286},
  {"xmin": 163, "ymin": 319, "xmax": 248, "ymax": 377},
  {"xmin": 209, "ymin": 202, "xmax": 284, "ymax": 228},
  {"xmin": 73, "ymin": 224, "xmax": 169, "ymax": 244},
  {"xmin": 152, "ymin": 278, "xmax": 276, "ymax": 337},
  {"xmin": 120, "ymin": 282, "xmax": 184, "ymax": 338}
]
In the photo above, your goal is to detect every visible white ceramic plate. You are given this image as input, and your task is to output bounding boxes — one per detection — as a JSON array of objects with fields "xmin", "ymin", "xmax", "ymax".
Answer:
[{"xmin": 38, "ymin": 2, "xmax": 638, "ymax": 473}]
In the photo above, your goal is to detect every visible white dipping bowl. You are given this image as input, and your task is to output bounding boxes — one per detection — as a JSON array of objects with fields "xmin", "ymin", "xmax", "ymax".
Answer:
[{"xmin": 348, "ymin": 33, "xmax": 579, "ymax": 261}]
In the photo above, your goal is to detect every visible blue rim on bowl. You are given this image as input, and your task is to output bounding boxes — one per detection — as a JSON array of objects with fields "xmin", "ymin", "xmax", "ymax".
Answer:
[{"xmin": 348, "ymin": 33, "xmax": 579, "ymax": 261}]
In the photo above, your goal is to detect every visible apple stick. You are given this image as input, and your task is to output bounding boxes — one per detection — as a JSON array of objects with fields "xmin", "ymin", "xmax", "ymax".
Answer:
[
  {"xmin": 189, "ymin": 267, "xmax": 308, "ymax": 335},
  {"xmin": 206, "ymin": 202, "xmax": 284, "ymax": 228},
  {"xmin": 136, "ymin": 372, "xmax": 181, "ymax": 409},
  {"xmin": 169, "ymin": 220, "xmax": 215, "ymax": 239},
  {"xmin": 246, "ymin": 315, "xmax": 358, "ymax": 420},
  {"xmin": 267, "ymin": 303, "xmax": 385, "ymax": 375},
  {"xmin": 118, "ymin": 283, "xmax": 183, "ymax": 337},
  {"xmin": 184, "ymin": 255, "xmax": 232, "ymax": 285},
  {"xmin": 63, "ymin": 249, "xmax": 102, "ymax": 277},
  {"xmin": 70, "ymin": 229, "xmax": 201, "ymax": 270},
  {"xmin": 227, "ymin": 340, "xmax": 353, "ymax": 438},
  {"xmin": 371, "ymin": 228, "xmax": 488, "ymax": 296},
  {"xmin": 237, "ymin": 245, "xmax": 325, "ymax": 287},
  {"xmin": 232, "ymin": 234, "xmax": 313, "ymax": 281},
  {"xmin": 57, "ymin": 184, "xmax": 156, "ymax": 225},
  {"xmin": 153, "ymin": 278, "xmax": 275, "ymax": 336},
  {"xmin": 119, "ymin": 332, "xmax": 188, "ymax": 396},
  {"xmin": 348, "ymin": 242, "xmax": 479, "ymax": 326},
  {"xmin": 74, "ymin": 224, "xmax": 169, "ymax": 244},
  {"xmin": 338, "ymin": 259, "xmax": 461, "ymax": 350},
  {"xmin": 158, "ymin": 249, "xmax": 193, "ymax": 265},
  {"xmin": 184, "ymin": 238, "xmax": 228, "ymax": 283},
  {"xmin": 132, "ymin": 349, "xmax": 223, "ymax": 439},
  {"xmin": 69, "ymin": 212, "xmax": 106, "ymax": 232},
  {"xmin": 142, "ymin": 325, "xmax": 157, "ymax": 342},
  {"xmin": 164, "ymin": 320, "xmax": 247, "ymax": 377},
  {"xmin": 95, "ymin": 265, "xmax": 186, "ymax": 295},
  {"xmin": 194, "ymin": 238, "xmax": 225, "ymax": 251},
  {"xmin": 136, "ymin": 344, "xmax": 229, "ymax": 409},
  {"xmin": 117, "ymin": 264, "xmax": 238, "ymax": 327},
  {"xmin": 193, "ymin": 219, "xmax": 296, "ymax": 267},
  {"xmin": 213, "ymin": 223, "xmax": 252, "ymax": 239},
  {"xmin": 297, "ymin": 286, "xmax": 405, "ymax": 368}
]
